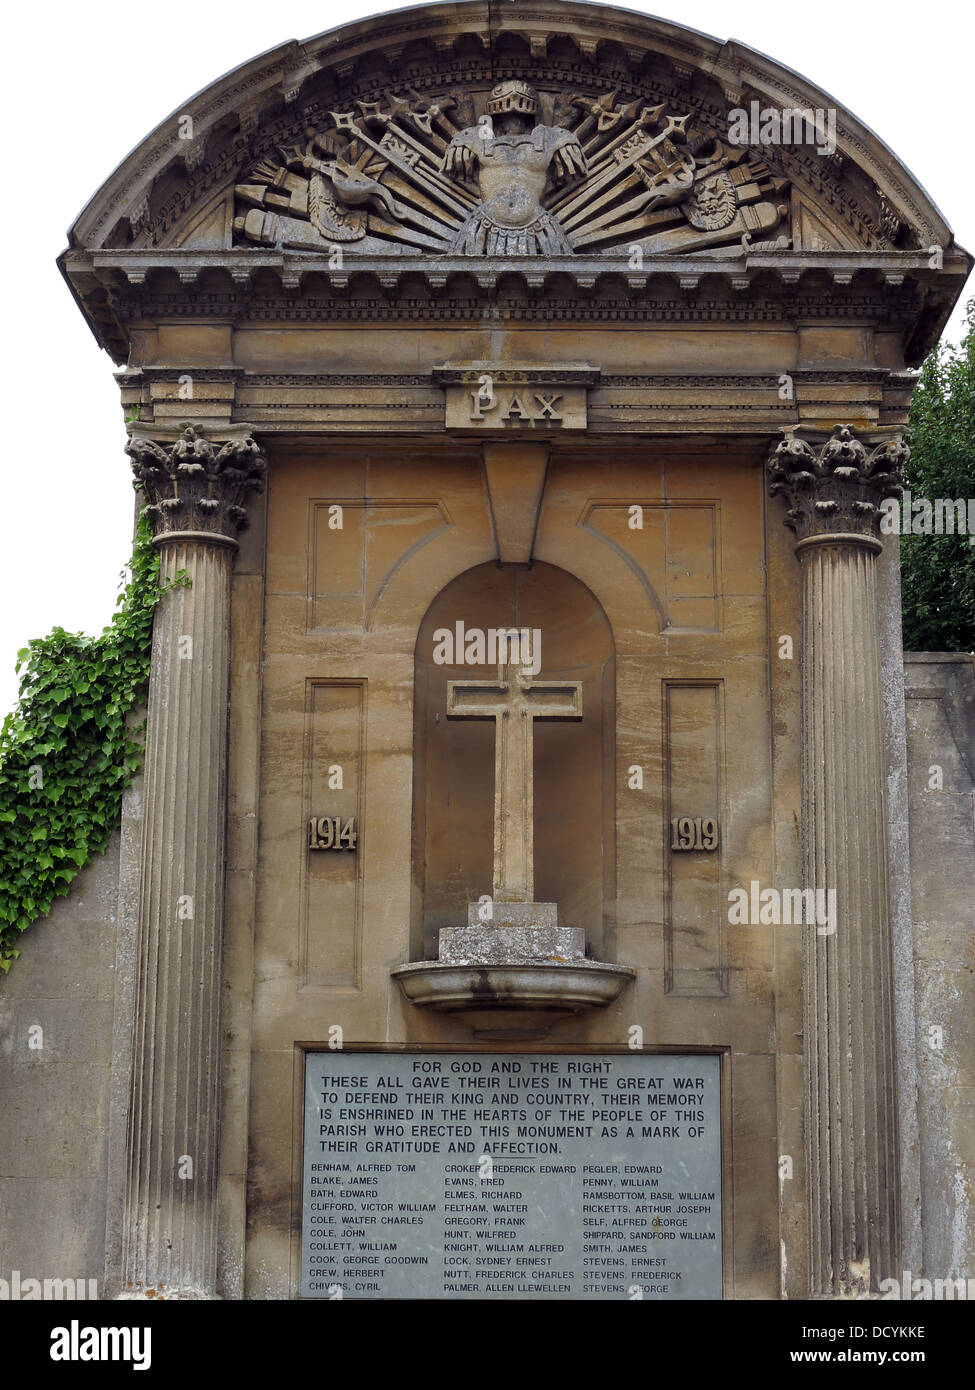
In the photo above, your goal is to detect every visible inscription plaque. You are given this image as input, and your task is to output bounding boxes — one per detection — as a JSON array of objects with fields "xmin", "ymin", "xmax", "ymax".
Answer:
[
  {"xmin": 301, "ymin": 1052, "xmax": 721, "ymax": 1300},
  {"xmin": 434, "ymin": 365, "xmax": 597, "ymax": 433}
]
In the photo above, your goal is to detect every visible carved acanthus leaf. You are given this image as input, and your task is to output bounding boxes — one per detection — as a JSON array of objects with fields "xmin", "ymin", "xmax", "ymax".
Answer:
[
  {"xmin": 767, "ymin": 425, "xmax": 907, "ymax": 541},
  {"xmin": 127, "ymin": 426, "xmax": 267, "ymax": 541}
]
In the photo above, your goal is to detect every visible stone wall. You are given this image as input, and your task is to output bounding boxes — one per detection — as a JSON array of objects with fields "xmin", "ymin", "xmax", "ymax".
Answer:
[
  {"xmin": 0, "ymin": 831, "xmax": 121, "ymax": 1294},
  {"xmin": 905, "ymin": 653, "xmax": 975, "ymax": 1285}
]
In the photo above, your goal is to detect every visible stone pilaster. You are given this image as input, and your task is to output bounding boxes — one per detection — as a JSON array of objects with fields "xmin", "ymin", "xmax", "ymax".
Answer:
[
  {"xmin": 768, "ymin": 424, "xmax": 907, "ymax": 1297},
  {"xmin": 118, "ymin": 425, "xmax": 265, "ymax": 1298}
]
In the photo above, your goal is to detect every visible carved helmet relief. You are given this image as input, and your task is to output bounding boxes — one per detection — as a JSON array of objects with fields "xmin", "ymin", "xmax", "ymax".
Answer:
[{"xmin": 232, "ymin": 79, "xmax": 790, "ymax": 258}]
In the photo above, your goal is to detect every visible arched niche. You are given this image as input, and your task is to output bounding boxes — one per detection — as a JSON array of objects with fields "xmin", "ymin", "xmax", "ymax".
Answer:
[{"xmin": 411, "ymin": 560, "xmax": 616, "ymax": 960}]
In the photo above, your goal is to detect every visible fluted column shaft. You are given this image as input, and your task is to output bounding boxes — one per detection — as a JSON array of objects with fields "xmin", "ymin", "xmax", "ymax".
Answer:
[
  {"xmin": 122, "ymin": 536, "xmax": 234, "ymax": 1296},
  {"xmin": 798, "ymin": 534, "xmax": 900, "ymax": 1296},
  {"xmin": 119, "ymin": 425, "xmax": 265, "ymax": 1298},
  {"xmin": 769, "ymin": 425, "xmax": 907, "ymax": 1297}
]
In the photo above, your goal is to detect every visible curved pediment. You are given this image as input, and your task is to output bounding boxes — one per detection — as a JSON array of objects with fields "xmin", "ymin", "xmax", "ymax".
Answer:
[{"xmin": 67, "ymin": 1, "xmax": 956, "ymax": 258}]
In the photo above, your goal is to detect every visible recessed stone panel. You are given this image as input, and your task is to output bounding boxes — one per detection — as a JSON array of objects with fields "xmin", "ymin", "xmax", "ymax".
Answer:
[
  {"xmin": 300, "ymin": 681, "xmax": 365, "ymax": 990},
  {"xmin": 579, "ymin": 501, "xmax": 719, "ymax": 633},
  {"xmin": 308, "ymin": 500, "xmax": 450, "ymax": 632},
  {"xmin": 663, "ymin": 681, "xmax": 726, "ymax": 996}
]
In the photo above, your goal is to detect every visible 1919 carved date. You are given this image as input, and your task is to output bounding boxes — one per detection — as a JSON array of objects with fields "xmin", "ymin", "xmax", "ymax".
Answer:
[{"xmin": 670, "ymin": 816, "xmax": 719, "ymax": 851}]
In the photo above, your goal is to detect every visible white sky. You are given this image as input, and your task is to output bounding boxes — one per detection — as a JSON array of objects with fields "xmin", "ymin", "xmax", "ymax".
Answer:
[{"xmin": 2, "ymin": 0, "xmax": 972, "ymax": 717}]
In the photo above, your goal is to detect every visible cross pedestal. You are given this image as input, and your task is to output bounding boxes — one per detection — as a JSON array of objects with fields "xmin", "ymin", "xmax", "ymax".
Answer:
[{"xmin": 391, "ymin": 652, "xmax": 634, "ymax": 1034}]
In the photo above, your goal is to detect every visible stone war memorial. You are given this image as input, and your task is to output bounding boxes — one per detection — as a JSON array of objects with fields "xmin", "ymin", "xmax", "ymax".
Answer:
[{"xmin": 2, "ymin": 0, "xmax": 974, "ymax": 1308}]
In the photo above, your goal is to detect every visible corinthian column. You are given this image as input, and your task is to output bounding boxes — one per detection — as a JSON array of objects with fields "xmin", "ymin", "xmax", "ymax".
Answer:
[
  {"xmin": 119, "ymin": 424, "xmax": 266, "ymax": 1299},
  {"xmin": 768, "ymin": 424, "xmax": 907, "ymax": 1298}
]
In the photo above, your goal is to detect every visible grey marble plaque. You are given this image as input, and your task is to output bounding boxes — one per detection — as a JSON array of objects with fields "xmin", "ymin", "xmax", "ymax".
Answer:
[{"xmin": 301, "ymin": 1052, "xmax": 721, "ymax": 1300}]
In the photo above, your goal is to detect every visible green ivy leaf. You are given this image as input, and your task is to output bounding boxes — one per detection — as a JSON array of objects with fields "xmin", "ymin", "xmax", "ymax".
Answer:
[{"xmin": 0, "ymin": 517, "xmax": 159, "ymax": 970}]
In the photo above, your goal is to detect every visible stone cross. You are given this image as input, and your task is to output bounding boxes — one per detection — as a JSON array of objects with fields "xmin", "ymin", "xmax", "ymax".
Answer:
[{"xmin": 447, "ymin": 655, "xmax": 582, "ymax": 904}]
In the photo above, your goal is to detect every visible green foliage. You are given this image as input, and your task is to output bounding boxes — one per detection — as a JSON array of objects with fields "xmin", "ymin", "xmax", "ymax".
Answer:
[
  {"xmin": 901, "ymin": 299, "xmax": 975, "ymax": 651},
  {"xmin": 0, "ymin": 518, "xmax": 172, "ymax": 972}
]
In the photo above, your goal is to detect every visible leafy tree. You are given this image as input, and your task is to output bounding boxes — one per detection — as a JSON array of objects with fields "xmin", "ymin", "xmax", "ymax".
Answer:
[{"xmin": 900, "ymin": 298, "xmax": 975, "ymax": 651}]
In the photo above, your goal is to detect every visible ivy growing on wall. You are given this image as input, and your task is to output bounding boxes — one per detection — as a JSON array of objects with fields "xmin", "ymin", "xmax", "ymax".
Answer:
[{"xmin": 0, "ymin": 517, "xmax": 172, "ymax": 972}]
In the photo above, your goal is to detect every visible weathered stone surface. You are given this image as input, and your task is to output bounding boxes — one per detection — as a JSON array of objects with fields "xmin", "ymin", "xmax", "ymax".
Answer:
[
  {"xmin": 768, "ymin": 424, "xmax": 907, "ymax": 542},
  {"xmin": 401, "ymin": 654, "xmax": 628, "ymax": 1014},
  {"xmin": 126, "ymin": 424, "xmax": 266, "ymax": 542},
  {"xmin": 438, "ymin": 366, "xmax": 595, "ymax": 432},
  {"xmin": 0, "ymin": 832, "xmax": 121, "ymax": 1294},
  {"xmin": 118, "ymin": 430, "xmax": 267, "ymax": 1299},
  {"xmin": 439, "ymin": 922, "xmax": 586, "ymax": 964},
  {"xmin": 877, "ymin": 537, "xmax": 923, "ymax": 1281},
  {"xmin": 465, "ymin": 901, "xmax": 557, "ymax": 929},
  {"xmin": 768, "ymin": 435, "xmax": 903, "ymax": 1297},
  {"xmin": 905, "ymin": 655, "xmax": 975, "ymax": 1288},
  {"xmin": 11, "ymin": 0, "xmax": 969, "ymax": 1306}
]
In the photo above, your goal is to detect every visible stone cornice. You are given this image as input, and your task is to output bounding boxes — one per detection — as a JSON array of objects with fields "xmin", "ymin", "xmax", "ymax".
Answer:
[
  {"xmin": 61, "ymin": 248, "xmax": 969, "ymax": 366},
  {"xmin": 767, "ymin": 423, "xmax": 908, "ymax": 545},
  {"xmin": 77, "ymin": 246, "xmax": 966, "ymax": 292},
  {"xmin": 126, "ymin": 424, "xmax": 267, "ymax": 545}
]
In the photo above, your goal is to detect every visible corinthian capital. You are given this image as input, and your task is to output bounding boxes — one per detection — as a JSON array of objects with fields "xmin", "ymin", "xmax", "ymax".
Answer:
[
  {"xmin": 767, "ymin": 424, "xmax": 908, "ymax": 544},
  {"xmin": 126, "ymin": 424, "xmax": 267, "ymax": 544}
]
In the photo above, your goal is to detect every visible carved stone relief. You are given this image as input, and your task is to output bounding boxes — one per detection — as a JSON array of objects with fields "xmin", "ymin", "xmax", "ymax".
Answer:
[{"xmin": 233, "ymin": 80, "xmax": 789, "ymax": 257}]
